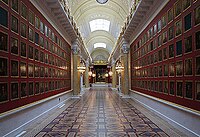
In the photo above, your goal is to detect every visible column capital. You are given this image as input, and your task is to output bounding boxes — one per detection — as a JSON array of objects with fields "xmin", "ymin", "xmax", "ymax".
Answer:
[
  {"xmin": 72, "ymin": 39, "xmax": 80, "ymax": 55},
  {"xmin": 121, "ymin": 38, "xmax": 130, "ymax": 54}
]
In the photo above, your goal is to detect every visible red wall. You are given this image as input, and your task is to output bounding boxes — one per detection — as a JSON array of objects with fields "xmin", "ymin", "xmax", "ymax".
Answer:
[
  {"xmin": 130, "ymin": 0, "xmax": 200, "ymax": 111},
  {"xmin": 0, "ymin": 0, "xmax": 71, "ymax": 113}
]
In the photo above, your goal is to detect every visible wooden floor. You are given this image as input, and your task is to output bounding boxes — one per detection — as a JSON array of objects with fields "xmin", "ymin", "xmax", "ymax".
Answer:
[{"xmin": 35, "ymin": 88, "xmax": 170, "ymax": 137}]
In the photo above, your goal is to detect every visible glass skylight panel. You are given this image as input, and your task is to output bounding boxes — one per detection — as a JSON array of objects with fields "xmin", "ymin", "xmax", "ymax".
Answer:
[
  {"xmin": 89, "ymin": 19, "xmax": 110, "ymax": 32},
  {"xmin": 94, "ymin": 43, "xmax": 106, "ymax": 48}
]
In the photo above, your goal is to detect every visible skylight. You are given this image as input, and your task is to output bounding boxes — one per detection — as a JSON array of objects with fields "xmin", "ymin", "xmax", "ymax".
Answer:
[
  {"xmin": 89, "ymin": 19, "xmax": 110, "ymax": 32},
  {"xmin": 94, "ymin": 43, "xmax": 106, "ymax": 48}
]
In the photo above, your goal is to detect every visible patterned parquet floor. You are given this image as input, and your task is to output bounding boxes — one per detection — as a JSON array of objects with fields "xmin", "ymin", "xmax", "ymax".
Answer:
[{"xmin": 35, "ymin": 88, "xmax": 169, "ymax": 137}]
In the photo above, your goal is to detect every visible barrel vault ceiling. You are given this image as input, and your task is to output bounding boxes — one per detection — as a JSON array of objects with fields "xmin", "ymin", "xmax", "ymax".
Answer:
[{"xmin": 66, "ymin": 0, "xmax": 133, "ymax": 63}]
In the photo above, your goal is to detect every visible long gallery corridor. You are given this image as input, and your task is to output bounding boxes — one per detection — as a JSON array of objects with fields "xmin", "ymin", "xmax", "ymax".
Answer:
[
  {"xmin": 33, "ymin": 88, "xmax": 179, "ymax": 137},
  {"xmin": 0, "ymin": 0, "xmax": 200, "ymax": 136}
]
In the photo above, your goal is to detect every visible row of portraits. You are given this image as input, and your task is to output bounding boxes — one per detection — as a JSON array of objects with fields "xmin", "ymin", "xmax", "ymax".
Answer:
[
  {"xmin": 0, "ymin": 4, "xmax": 68, "ymax": 52},
  {"xmin": 133, "ymin": 56, "xmax": 200, "ymax": 77},
  {"xmin": 0, "ymin": 33, "xmax": 69, "ymax": 68},
  {"xmin": 133, "ymin": 5, "xmax": 200, "ymax": 51},
  {"xmin": 0, "ymin": 80, "xmax": 70, "ymax": 103},
  {"xmin": 132, "ymin": 80, "xmax": 200, "ymax": 100},
  {"xmin": 0, "ymin": 57, "xmax": 68, "ymax": 78},
  {"xmin": 132, "ymin": 30, "xmax": 200, "ymax": 62},
  {"xmin": 0, "ymin": 29, "xmax": 68, "ymax": 61}
]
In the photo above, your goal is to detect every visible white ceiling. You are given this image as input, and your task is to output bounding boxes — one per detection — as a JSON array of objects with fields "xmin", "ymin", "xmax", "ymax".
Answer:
[{"xmin": 66, "ymin": 0, "xmax": 134, "ymax": 62}]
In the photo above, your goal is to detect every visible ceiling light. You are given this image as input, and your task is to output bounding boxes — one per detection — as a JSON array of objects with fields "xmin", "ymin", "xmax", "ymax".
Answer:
[
  {"xmin": 89, "ymin": 19, "xmax": 110, "ymax": 32},
  {"xmin": 94, "ymin": 43, "xmax": 106, "ymax": 48},
  {"xmin": 96, "ymin": 0, "xmax": 108, "ymax": 4}
]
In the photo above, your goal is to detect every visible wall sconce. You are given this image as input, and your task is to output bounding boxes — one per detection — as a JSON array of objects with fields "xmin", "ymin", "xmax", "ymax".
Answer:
[
  {"xmin": 116, "ymin": 60, "xmax": 124, "ymax": 74},
  {"xmin": 88, "ymin": 71, "xmax": 93, "ymax": 76},
  {"xmin": 92, "ymin": 73, "xmax": 96, "ymax": 77},
  {"xmin": 105, "ymin": 73, "xmax": 109, "ymax": 77},
  {"xmin": 108, "ymin": 71, "xmax": 113, "ymax": 76},
  {"xmin": 77, "ymin": 60, "xmax": 86, "ymax": 74}
]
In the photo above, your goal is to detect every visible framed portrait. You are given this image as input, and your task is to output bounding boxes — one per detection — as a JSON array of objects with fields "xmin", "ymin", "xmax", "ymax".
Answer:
[
  {"xmin": 35, "ymin": 82, "xmax": 39, "ymax": 94},
  {"xmin": 169, "ymin": 81, "xmax": 175, "ymax": 95},
  {"xmin": 183, "ymin": 0, "xmax": 191, "ymax": 10},
  {"xmin": 0, "ymin": 57, "xmax": 8, "ymax": 76},
  {"xmin": 40, "ymin": 36, "xmax": 44, "ymax": 47},
  {"xmin": 11, "ymin": 37, "xmax": 18, "ymax": 55},
  {"xmin": 195, "ymin": 6, "xmax": 200, "ymax": 26},
  {"xmin": 20, "ymin": 22, "xmax": 27, "ymax": 38},
  {"xmin": 151, "ymin": 81, "xmax": 154, "ymax": 91},
  {"xmin": 11, "ymin": 0, "xmax": 18, "ymax": 12},
  {"xmin": 158, "ymin": 35, "xmax": 162, "ymax": 47},
  {"xmin": 155, "ymin": 81, "xmax": 158, "ymax": 91},
  {"xmin": 164, "ymin": 64, "xmax": 168, "ymax": 76},
  {"xmin": 34, "ymin": 48, "xmax": 39, "ymax": 61},
  {"xmin": 196, "ymin": 82, "xmax": 200, "ymax": 100},
  {"xmin": 158, "ymin": 50, "xmax": 162, "ymax": 62},
  {"xmin": 28, "ymin": 64, "xmax": 33, "ymax": 77},
  {"xmin": 196, "ymin": 56, "xmax": 200, "ymax": 75},
  {"xmin": 175, "ymin": 20, "xmax": 182, "ymax": 36},
  {"xmin": 159, "ymin": 65, "xmax": 162, "ymax": 77},
  {"xmin": 154, "ymin": 66, "xmax": 158, "ymax": 77},
  {"xmin": 174, "ymin": 0, "xmax": 182, "ymax": 17},
  {"xmin": 154, "ymin": 52, "xmax": 158, "ymax": 63},
  {"xmin": 11, "ymin": 60, "xmax": 18, "ymax": 77},
  {"xmin": 21, "ymin": 2, "xmax": 27, "ymax": 19},
  {"xmin": 11, "ymin": 15, "xmax": 18, "ymax": 33},
  {"xmin": 184, "ymin": 13, "xmax": 191, "ymax": 31},
  {"xmin": 177, "ymin": 82, "xmax": 183, "ymax": 97},
  {"xmin": 176, "ymin": 61, "xmax": 183, "ymax": 76},
  {"xmin": 169, "ymin": 62, "xmax": 175, "ymax": 76},
  {"xmin": 162, "ymin": 31, "xmax": 167, "ymax": 44},
  {"xmin": 168, "ymin": 25, "xmax": 174, "ymax": 40},
  {"xmin": 40, "ymin": 21, "xmax": 44, "ymax": 33},
  {"xmin": 29, "ymin": 28, "xmax": 34, "ymax": 42},
  {"xmin": 176, "ymin": 40, "xmax": 182, "ymax": 56},
  {"xmin": 153, "ymin": 39, "xmax": 157, "ymax": 49},
  {"xmin": 196, "ymin": 31, "xmax": 200, "ymax": 50},
  {"xmin": 40, "ymin": 51, "xmax": 44, "ymax": 62},
  {"xmin": 158, "ymin": 20, "xmax": 162, "ymax": 32},
  {"xmin": 45, "ymin": 25, "xmax": 48, "ymax": 37},
  {"xmin": 35, "ymin": 32, "xmax": 39, "ymax": 45},
  {"xmin": 20, "ymin": 42, "xmax": 26, "ymax": 57},
  {"xmin": 185, "ymin": 36, "xmax": 192, "ymax": 53},
  {"xmin": 164, "ymin": 81, "xmax": 168, "ymax": 94},
  {"xmin": 0, "ymin": 32, "xmax": 8, "ymax": 52},
  {"xmin": 45, "ymin": 53, "xmax": 48, "ymax": 64},
  {"xmin": 185, "ymin": 82, "xmax": 193, "ymax": 99},
  {"xmin": 162, "ymin": 14, "xmax": 167, "ymax": 28},
  {"xmin": 2, "ymin": 0, "xmax": 8, "ymax": 4},
  {"xmin": 168, "ymin": 8, "xmax": 173, "ymax": 23},
  {"xmin": 45, "ymin": 67, "xmax": 48, "ymax": 77},
  {"xmin": 11, "ymin": 83, "xmax": 18, "ymax": 99},
  {"xmin": 29, "ymin": 10, "xmax": 34, "ymax": 25},
  {"xmin": 40, "ymin": 82, "xmax": 44, "ymax": 93},
  {"xmin": 163, "ymin": 47, "xmax": 168, "ymax": 60},
  {"xmin": 45, "ymin": 39, "xmax": 49, "ymax": 50},
  {"xmin": 28, "ymin": 45, "xmax": 33, "ymax": 59},
  {"xmin": 169, "ymin": 44, "xmax": 174, "ymax": 58},
  {"xmin": 0, "ymin": 7, "xmax": 8, "ymax": 28},
  {"xmin": 52, "ymin": 32, "xmax": 55, "ymax": 42},
  {"xmin": 40, "ymin": 66, "xmax": 44, "ymax": 77},
  {"xmin": 185, "ymin": 58, "xmax": 192, "ymax": 75},
  {"xmin": 34, "ymin": 65, "xmax": 39, "ymax": 77},
  {"xmin": 35, "ymin": 16, "xmax": 40, "ymax": 29},
  {"xmin": 20, "ymin": 82, "xmax": 27, "ymax": 98},
  {"xmin": 28, "ymin": 82, "xmax": 34, "ymax": 95},
  {"xmin": 153, "ymin": 24, "xmax": 157, "ymax": 35},
  {"xmin": 159, "ymin": 81, "xmax": 163, "ymax": 92},
  {"xmin": 45, "ymin": 82, "xmax": 48, "ymax": 92},
  {"xmin": 0, "ymin": 83, "xmax": 8, "ymax": 102},
  {"xmin": 20, "ymin": 62, "xmax": 26, "ymax": 77}
]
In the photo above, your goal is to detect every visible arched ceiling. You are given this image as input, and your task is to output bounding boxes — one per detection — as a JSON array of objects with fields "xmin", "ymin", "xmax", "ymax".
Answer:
[{"xmin": 66, "ymin": 0, "xmax": 133, "ymax": 62}]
